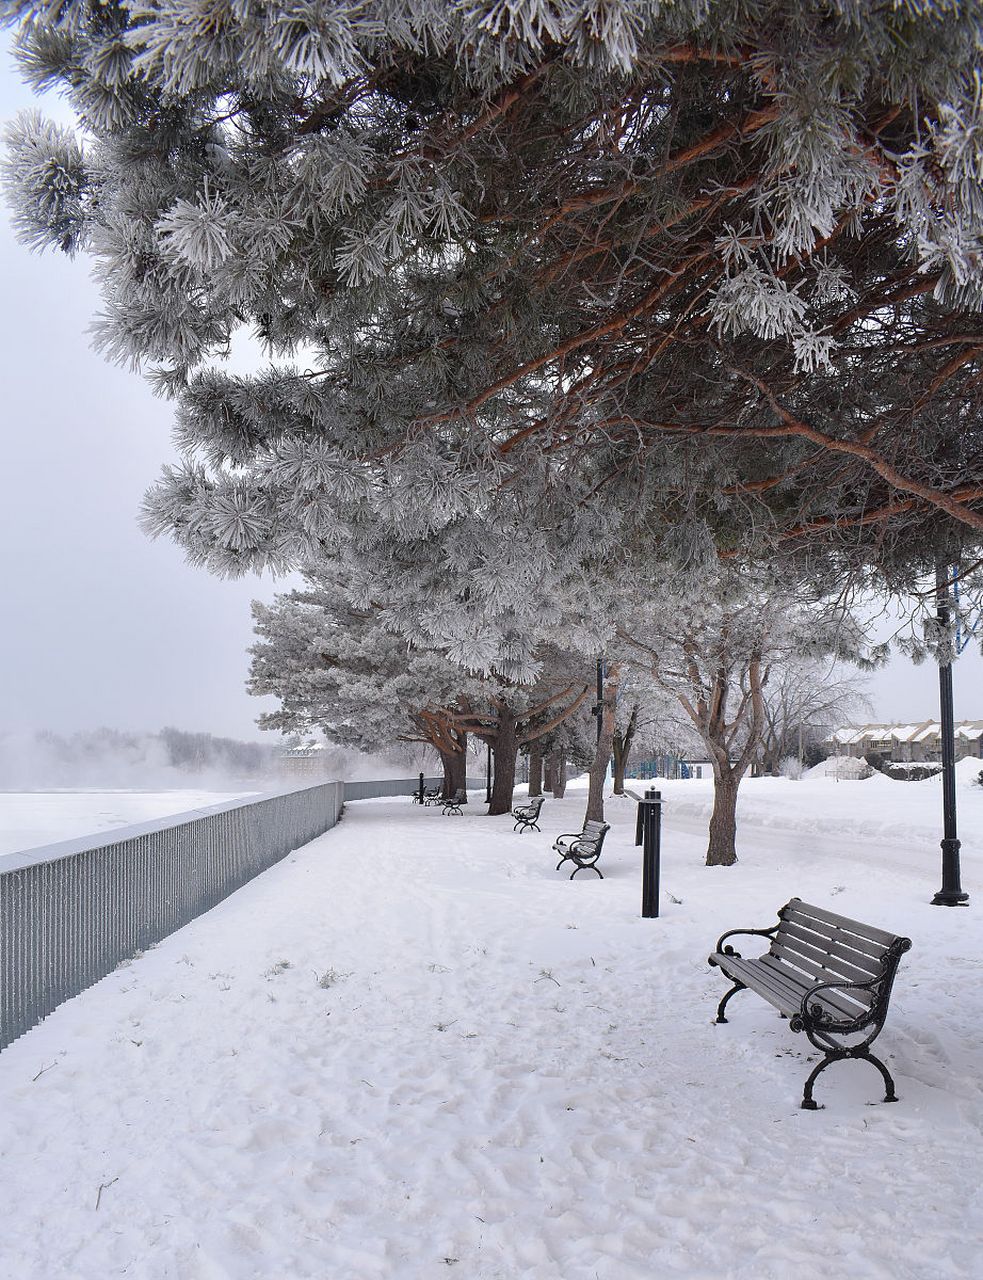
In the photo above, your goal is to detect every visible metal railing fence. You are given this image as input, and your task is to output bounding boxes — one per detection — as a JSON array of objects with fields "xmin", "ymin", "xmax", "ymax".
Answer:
[{"xmin": 0, "ymin": 780, "xmax": 343, "ymax": 1051}]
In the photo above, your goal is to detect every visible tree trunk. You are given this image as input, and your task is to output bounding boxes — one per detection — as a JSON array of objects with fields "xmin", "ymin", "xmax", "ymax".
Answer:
[
  {"xmin": 543, "ymin": 751, "xmax": 556, "ymax": 793},
  {"xmin": 438, "ymin": 749, "xmax": 456, "ymax": 797},
  {"xmin": 706, "ymin": 770, "xmax": 739, "ymax": 866},
  {"xmin": 612, "ymin": 745, "xmax": 626, "ymax": 795},
  {"xmin": 488, "ymin": 709, "xmax": 519, "ymax": 815},
  {"xmin": 585, "ymin": 666, "xmax": 620, "ymax": 822},
  {"xmin": 438, "ymin": 732, "xmax": 467, "ymax": 798},
  {"xmin": 451, "ymin": 736, "xmax": 468, "ymax": 794},
  {"xmin": 612, "ymin": 704, "xmax": 638, "ymax": 796},
  {"xmin": 552, "ymin": 753, "xmax": 568, "ymax": 798},
  {"xmin": 528, "ymin": 742, "xmax": 543, "ymax": 797}
]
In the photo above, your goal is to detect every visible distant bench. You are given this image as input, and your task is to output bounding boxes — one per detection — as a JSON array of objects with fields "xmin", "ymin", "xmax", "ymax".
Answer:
[
  {"xmin": 512, "ymin": 795, "xmax": 545, "ymax": 833},
  {"xmin": 441, "ymin": 789, "xmax": 468, "ymax": 816},
  {"xmin": 708, "ymin": 898, "xmax": 911, "ymax": 1110}
]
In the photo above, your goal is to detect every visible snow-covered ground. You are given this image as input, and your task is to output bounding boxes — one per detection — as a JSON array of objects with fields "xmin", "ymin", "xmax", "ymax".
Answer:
[
  {"xmin": 0, "ymin": 776, "xmax": 980, "ymax": 1279},
  {"xmin": 0, "ymin": 789, "xmax": 256, "ymax": 857}
]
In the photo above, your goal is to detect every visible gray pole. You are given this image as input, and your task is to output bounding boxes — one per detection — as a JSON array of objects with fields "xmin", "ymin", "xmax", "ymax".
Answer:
[{"xmin": 933, "ymin": 561, "xmax": 969, "ymax": 906}]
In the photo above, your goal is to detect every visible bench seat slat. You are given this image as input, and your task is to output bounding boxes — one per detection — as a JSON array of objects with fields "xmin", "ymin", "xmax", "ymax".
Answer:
[
  {"xmin": 776, "ymin": 919, "xmax": 886, "ymax": 978},
  {"xmin": 758, "ymin": 956, "xmax": 871, "ymax": 1022},
  {"xmin": 769, "ymin": 934, "xmax": 881, "ymax": 993},
  {"xmin": 712, "ymin": 954, "xmax": 871, "ymax": 1023},
  {"xmin": 758, "ymin": 956, "xmax": 873, "ymax": 1019},
  {"xmin": 782, "ymin": 900, "xmax": 899, "ymax": 950},
  {"xmin": 710, "ymin": 954, "xmax": 855, "ymax": 1020},
  {"xmin": 765, "ymin": 946, "xmax": 877, "ymax": 1010}
]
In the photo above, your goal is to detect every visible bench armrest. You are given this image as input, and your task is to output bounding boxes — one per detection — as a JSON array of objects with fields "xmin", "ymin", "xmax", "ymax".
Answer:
[
  {"xmin": 790, "ymin": 977, "xmax": 880, "ymax": 1034},
  {"xmin": 552, "ymin": 832, "xmax": 583, "ymax": 851},
  {"xmin": 712, "ymin": 924, "xmax": 779, "ymax": 958}
]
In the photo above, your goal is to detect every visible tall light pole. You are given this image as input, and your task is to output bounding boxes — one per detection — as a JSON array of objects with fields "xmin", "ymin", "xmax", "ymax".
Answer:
[
  {"xmin": 591, "ymin": 656, "xmax": 604, "ymax": 743},
  {"xmin": 933, "ymin": 561, "xmax": 969, "ymax": 906}
]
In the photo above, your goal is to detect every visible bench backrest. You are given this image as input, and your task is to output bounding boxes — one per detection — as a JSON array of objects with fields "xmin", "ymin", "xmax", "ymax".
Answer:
[
  {"xmin": 578, "ymin": 821, "xmax": 609, "ymax": 849},
  {"xmin": 773, "ymin": 899, "xmax": 911, "ymax": 1010}
]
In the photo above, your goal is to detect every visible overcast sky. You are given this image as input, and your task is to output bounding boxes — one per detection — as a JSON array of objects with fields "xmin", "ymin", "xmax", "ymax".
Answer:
[
  {"xmin": 0, "ymin": 48, "xmax": 286, "ymax": 741},
  {"xmin": 1, "ymin": 44, "xmax": 981, "ymax": 746}
]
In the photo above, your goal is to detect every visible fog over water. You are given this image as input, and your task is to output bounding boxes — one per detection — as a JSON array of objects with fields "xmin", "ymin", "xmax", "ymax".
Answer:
[{"xmin": 0, "ymin": 52, "xmax": 283, "ymax": 744}]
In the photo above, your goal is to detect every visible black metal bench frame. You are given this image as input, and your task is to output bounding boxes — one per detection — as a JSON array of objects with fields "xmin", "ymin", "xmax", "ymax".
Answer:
[
  {"xmin": 512, "ymin": 795, "xmax": 545, "ymax": 833},
  {"xmin": 553, "ymin": 820, "xmax": 610, "ymax": 878},
  {"xmin": 421, "ymin": 786, "xmax": 443, "ymax": 806},
  {"xmin": 709, "ymin": 897, "xmax": 911, "ymax": 1110},
  {"xmin": 441, "ymin": 789, "xmax": 467, "ymax": 815}
]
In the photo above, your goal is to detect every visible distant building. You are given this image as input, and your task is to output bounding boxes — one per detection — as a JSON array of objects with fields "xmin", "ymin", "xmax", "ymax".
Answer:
[
  {"xmin": 280, "ymin": 743, "xmax": 331, "ymax": 777},
  {"xmin": 826, "ymin": 721, "xmax": 983, "ymax": 763}
]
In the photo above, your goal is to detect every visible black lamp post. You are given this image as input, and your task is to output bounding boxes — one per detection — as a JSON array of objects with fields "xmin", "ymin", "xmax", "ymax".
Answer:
[
  {"xmin": 933, "ymin": 561, "xmax": 969, "ymax": 906},
  {"xmin": 485, "ymin": 741, "xmax": 492, "ymax": 805},
  {"xmin": 591, "ymin": 656, "xmax": 604, "ymax": 743}
]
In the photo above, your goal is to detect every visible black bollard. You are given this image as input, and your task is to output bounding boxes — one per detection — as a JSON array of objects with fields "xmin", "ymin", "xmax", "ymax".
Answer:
[
  {"xmin": 417, "ymin": 772, "xmax": 425, "ymax": 804},
  {"xmin": 640, "ymin": 789, "xmax": 663, "ymax": 919}
]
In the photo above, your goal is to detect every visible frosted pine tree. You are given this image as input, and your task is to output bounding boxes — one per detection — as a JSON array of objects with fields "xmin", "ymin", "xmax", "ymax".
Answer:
[
  {"xmin": 4, "ymin": 2, "xmax": 983, "ymax": 651},
  {"xmin": 250, "ymin": 566, "xmax": 598, "ymax": 812}
]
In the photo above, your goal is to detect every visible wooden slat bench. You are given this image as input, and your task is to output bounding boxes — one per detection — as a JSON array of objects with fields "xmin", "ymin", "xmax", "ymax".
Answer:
[
  {"xmin": 708, "ymin": 898, "xmax": 912, "ymax": 1110},
  {"xmin": 512, "ymin": 795, "xmax": 545, "ymax": 833},
  {"xmin": 553, "ymin": 820, "xmax": 610, "ymax": 879},
  {"xmin": 441, "ymin": 789, "xmax": 467, "ymax": 816}
]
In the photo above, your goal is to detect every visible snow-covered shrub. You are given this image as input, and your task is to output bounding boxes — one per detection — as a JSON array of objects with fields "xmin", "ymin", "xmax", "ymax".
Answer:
[
  {"xmin": 780, "ymin": 756, "xmax": 804, "ymax": 780},
  {"xmin": 881, "ymin": 762, "xmax": 942, "ymax": 782},
  {"xmin": 825, "ymin": 755, "xmax": 874, "ymax": 780}
]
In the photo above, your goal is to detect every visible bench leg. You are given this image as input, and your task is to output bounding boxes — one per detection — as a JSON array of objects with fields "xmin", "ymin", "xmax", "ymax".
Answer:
[
  {"xmin": 714, "ymin": 980, "xmax": 746, "ymax": 1024},
  {"xmin": 801, "ymin": 1048, "xmax": 899, "ymax": 1110},
  {"xmin": 570, "ymin": 863, "xmax": 603, "ymax": 880}
]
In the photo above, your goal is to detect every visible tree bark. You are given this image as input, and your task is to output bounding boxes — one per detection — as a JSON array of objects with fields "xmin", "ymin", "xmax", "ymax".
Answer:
[
  {"xmin": 706, "ymin": 770, "xmax": 740, "ymax": 866},
  {"xmin": 438, "ymin": 749, "xmax": 456, "ymax": 796},
  {"xmin": 543, "ymin": 751, "xmax": 556, "ymax": 793},
  {"xmin": 612, "ymin": 703, "xmax": 638, "ymax": 795},
  {"xmin": 438, "ymin": 731, "xmax": 468, "ymax": 797},
  {"xmin": 528, "ymin": 741, "xmax": 543, "ymax": 796},
  {"xmin": 552, "ymin": 753, "xmax": 568, "ymax": 798},
  {"xmin": 450, "ymin": 735, "xmax": 468, "ymax": 794},
  {"xmin": 488, "ymin": 709, "xmax": 519, "ymax": 815},
  {"xmin": 585, "ymin": 665, "xmax": 620, "ymax": 821}
]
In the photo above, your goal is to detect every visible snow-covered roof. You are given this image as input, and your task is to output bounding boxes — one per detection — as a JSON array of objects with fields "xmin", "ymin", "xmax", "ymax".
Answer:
[
  {"xmin": 828, "ymin": 719, "xmax": 983, "ymax": 745},
  {"xmin": 889, "ymin": 724, "xmax": 927, "ymax": 742},
  {"xmin": 831, "ymin": 727, "xmax": 867, "ymax": 745}
]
